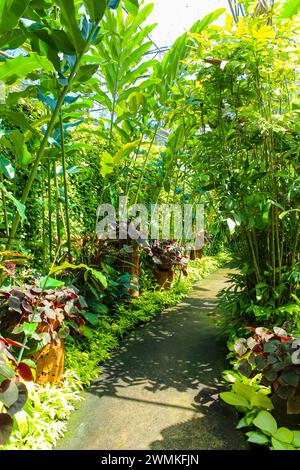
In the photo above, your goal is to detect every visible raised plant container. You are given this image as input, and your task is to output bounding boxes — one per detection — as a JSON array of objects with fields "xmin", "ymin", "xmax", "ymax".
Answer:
[
  {"xmin": 154, "ymin": 262, "xmax": 174, "ymax": 290},
  {"xmin": 28, "ymin": 340, "xmax": 65, "ymax": 385}
]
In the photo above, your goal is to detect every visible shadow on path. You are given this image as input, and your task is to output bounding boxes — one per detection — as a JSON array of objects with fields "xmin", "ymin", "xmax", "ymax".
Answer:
[{"xmin": 57, "ymin": 268, "xmax": 248, "ymax": 450}]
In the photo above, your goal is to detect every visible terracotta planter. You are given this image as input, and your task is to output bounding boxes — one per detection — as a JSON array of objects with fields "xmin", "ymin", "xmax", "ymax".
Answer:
[
  {"xmin": 27, "ymin": 340, "xmax": 64, "ymax": 385},
  {"xmin": 154, "ymin": 263, "xmax": 174, "ymax": 290},
  {"xmin": 190, "ymin": 249, "xmax": 202, "ymax": 260}
]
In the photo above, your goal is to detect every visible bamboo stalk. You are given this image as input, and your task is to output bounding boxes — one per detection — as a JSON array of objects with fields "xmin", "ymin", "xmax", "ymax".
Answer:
[
  {"xmin": 59, "ymin": 111, "xmax": 71, "ymax": 259},
  {"xmin": 0, "ymin": 170, "xmax": 9, "ymax": 238},
  {"xmin": 47, "ymin": 159, "xmax": 53, "ymax": 263},
  {"xmin": 53, "ymin": 161, "xmax": 61, "ymax": 257},
  {"xmin": 7, "ymin": 23, "xmax": 100, "ymax": 248}
]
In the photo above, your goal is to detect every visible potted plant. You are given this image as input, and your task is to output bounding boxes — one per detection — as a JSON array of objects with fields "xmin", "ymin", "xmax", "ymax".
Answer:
[
  {"xmin": 0, "ymin": 280, "xmax": 92, "ymax": 385},
  {"xmin": 142, "ymin": 240, "xmax": 188, "ymax": 289},
  {"xmin": 234, "ymin": 326, "xmax": 300, "ymax": 415}
]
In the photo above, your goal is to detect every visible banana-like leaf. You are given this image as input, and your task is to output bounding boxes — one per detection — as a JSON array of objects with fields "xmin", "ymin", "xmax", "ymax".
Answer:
[
  {"xmin": 100, "ymin": 151, "xmax": 114, "ymax": 178},
  {"xmin": 280, "ymin": 0, "xmax": 300, "ymax": 18},
  {"xmin": 0, "ymin": 0, "xmax": 31, "ymax": 34},
  {"xmin": 114, "ymin": 141, "xmax": 139, "ymax": 164},
  {"xmin": 0, "ymin": 183, "xmax": 26, "ymax": 223},
  {"xmin": 0, "ymin": 53, "xmax": 54, "ymax": 85},
  {"xmin": 75, "ymin": 63, "xmax": 99, "ymax": 83},
  {"xmin": 56, "ymin": 0, "xmax": 85, "ymax": 53},
  {"xmin": 190, "ymin": 8, "xmax": 226, "ymax": 33},
  {"xmin": 124, "ymin": 0, "xmax": 139, "ymax": 16},
  {"xmin": 0, "ymin": 29, "xmax": 27, "ymax": 50},
  {"xmin": 83, "ymin": 0, "xmax": 107, "ymax": 22},
  {"xmin": 50, "ymin": 262, "xmax": 107, "ymax": 288}
]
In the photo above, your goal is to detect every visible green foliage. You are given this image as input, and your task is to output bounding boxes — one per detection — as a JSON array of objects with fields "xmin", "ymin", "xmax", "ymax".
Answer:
[
  {"xmin": 0, "ymin": 371, "xmax": 83, "ymax": 450},
  {"xmin": 221, "ymin": 370, "xmax": 300, "ymax": 450},
  {"xmin": 0, "ymin": 282, "xmax": 97, "ymax": 357},
  {"xmin": 231, "ymin": 326, "xmax": 300, "ymax": 414}
]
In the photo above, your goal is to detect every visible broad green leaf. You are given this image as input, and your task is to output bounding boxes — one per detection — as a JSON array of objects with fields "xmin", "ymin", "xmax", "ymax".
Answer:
[
  {"xmin": 125, "ymin": 3, "xmax": 154, "ymax": 39},
  {"xmin": 81, "ymin": 311, "xmax": 99, "ymax": 326},
  {"xmin": 0, "ymin": 0, "xmax": 31, "ymax": 34},
  {"xmin": 100, "ymin": 151, "xmax": 114, "ymax": 178},
  {"xmin": 88, "ymin": 267, "xmax": 107, "ymax": 288},
  {"xmin": 0, "ymin": 183, "xmax": 26, "ymax": 223},
  {"xmin": 90, "ymin": 303, "xmax": 109, "ymax": 314},
  {"xmin": 0, "ymin": 110, "xmax": 38, "ymax": 136},
  {"xmin": 114, "ymin": 141, "xmax": 139, "ymax": 164},
  {"xmin": 122, "ymin": 24, "xmax": 156, "ymax": 53},
  {"xmin": 50, "ymin": 262, "xmax": 107, "ymax": 288},
  {"xmin": 253, "ymin": 411, "xmax": 277, "ymax": 435},
  {"xmin": 280, "ymin": 0, "xmax": 300, "ymax": 18},
  {"xmin": 250, "ymin": 393, "xmax": 274, "ymax": 410},
  {"xmin": 22, "ymin": 322, "xmax": 38, "ymax": 336},
  {"xmin": 0, "ymin": 29, "xmax": 27, "ymax": 50},
  {"xmin": 128, "ymin": 91, "xmax": 146, "ymax": 113},
  {"xmin": 38, "ymin": 276, "xmax": 65, "ymax": 289},
  {"xmin": 219, "ymin": 391, "xmax": 250, "ymax": 409},
  {"xmin": 292, "ymin": 430, "xmax": 300, "ymax": 447},
  {"xmin": 124, "ymin": 0, "xmax": 139, "ymax": 16},
  {"xmin": 271, "ymin": 437, "xmax": 294, "ymax": 450},
  {"xmin": 94, "ymin": 86, "xmax": 112, "ymax": 110},
  {"xmin": 120, "ymin": 41, "xmax": 153, "ymax": 77},
  {"xmin": 236, "ymin": 417, "xmax": 247, "ymax": 429},
  {"xmin": 84, "ymin": 0, "xmax": 107, "ymax": 21},
  {"xmin": 56, "ymin": 0, "xmax": 85, "ymax": 53},
  {"xmin": 0, "ymin": 156, "xmax": 15, "ymax": 179},
  {"xmin": 10, "ymin": 131, "xmax": 31, "ymax": 167},
  {"xmin": 0, "ymin": 53, "xmax": 54, "ymax": 85},
  {"xmin": 190, "ymin": 8, "xmax": 227, "ymax": 34},
  {"xmin": 232, "ymin": 382, "xmax": 256, "ymax": 401},
  {"xmin": 273, "ymin": 427, "xmax": 294, "ymax": 444},
  {"xmin": 246, "ymin": 431, "xmax": 269, "ymax": 445},
  {"xmin": 75, "ymin": 64, "xmax": 99, "ymax": 83}
]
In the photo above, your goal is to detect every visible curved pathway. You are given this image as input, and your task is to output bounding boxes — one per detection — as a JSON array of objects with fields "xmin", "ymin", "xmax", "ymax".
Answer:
[{"xmin": 57, "ymin": 268, "xmax": 248, "ymax": 450}]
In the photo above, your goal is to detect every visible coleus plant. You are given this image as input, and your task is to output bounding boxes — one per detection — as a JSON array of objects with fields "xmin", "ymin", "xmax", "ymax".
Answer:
[
  {"xmin": 0, "ymin": 336, "xmax": 32, "ymax": 445},
  {"xmin": 0, "ymin": 281, "xmax": 98, "ymax": 352},
  {"xmin": 234, "ymin": 326, "xmax": 300, "ymax": 414},
  {"xmin": 142, "ymin": 240, "xmax": 189, "ymax": 275}
]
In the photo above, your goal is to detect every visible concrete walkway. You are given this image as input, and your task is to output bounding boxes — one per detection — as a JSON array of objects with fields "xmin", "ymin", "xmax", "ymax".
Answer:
[{"xmin": 57, "ymin": 268, "xmax": 248, "ymax": 450}]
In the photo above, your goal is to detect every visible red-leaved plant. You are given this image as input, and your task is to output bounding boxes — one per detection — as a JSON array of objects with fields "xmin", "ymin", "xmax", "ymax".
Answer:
[
  {"xmin": 0, "ymin": 282, "xmax": 94, "ymax": 350},
  {"xmin": 0, "ymin": 336, "xmax": 32, "ymax": 445},
  {"xmin": 234, "ymin": 326, "xmax": 300, "ymax": 414}
]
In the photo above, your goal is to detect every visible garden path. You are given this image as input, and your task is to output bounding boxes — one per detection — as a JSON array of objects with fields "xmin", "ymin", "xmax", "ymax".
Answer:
[{"xmin": 57, "ymin": 268, "xmax": 248, "ymax": 450}]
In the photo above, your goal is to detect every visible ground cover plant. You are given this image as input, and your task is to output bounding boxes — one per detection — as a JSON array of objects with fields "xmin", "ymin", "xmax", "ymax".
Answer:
[{"xmin": 0, "ymin": 255, "xmax": 225, "ymax": 449}]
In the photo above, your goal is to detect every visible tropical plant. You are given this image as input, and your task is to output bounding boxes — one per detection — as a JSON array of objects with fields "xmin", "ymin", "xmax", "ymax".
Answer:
[
  {"xmin": 0, "ymin": 280, "xmax": 98, "ymax": 357},
  {"xmin": 232, "ymin": 326, "xmax": 300, "ymax": 413},
  {"xmin": 142, "ymin": 239, "xmax": 189, "ymax": 275},
  {"xmin": 221, "ymin": 369, "xmax": 300, "ymax": 450},
  {"xmin": 0, "ymin": 336, "xmax": 31, "ymax": 445}
]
